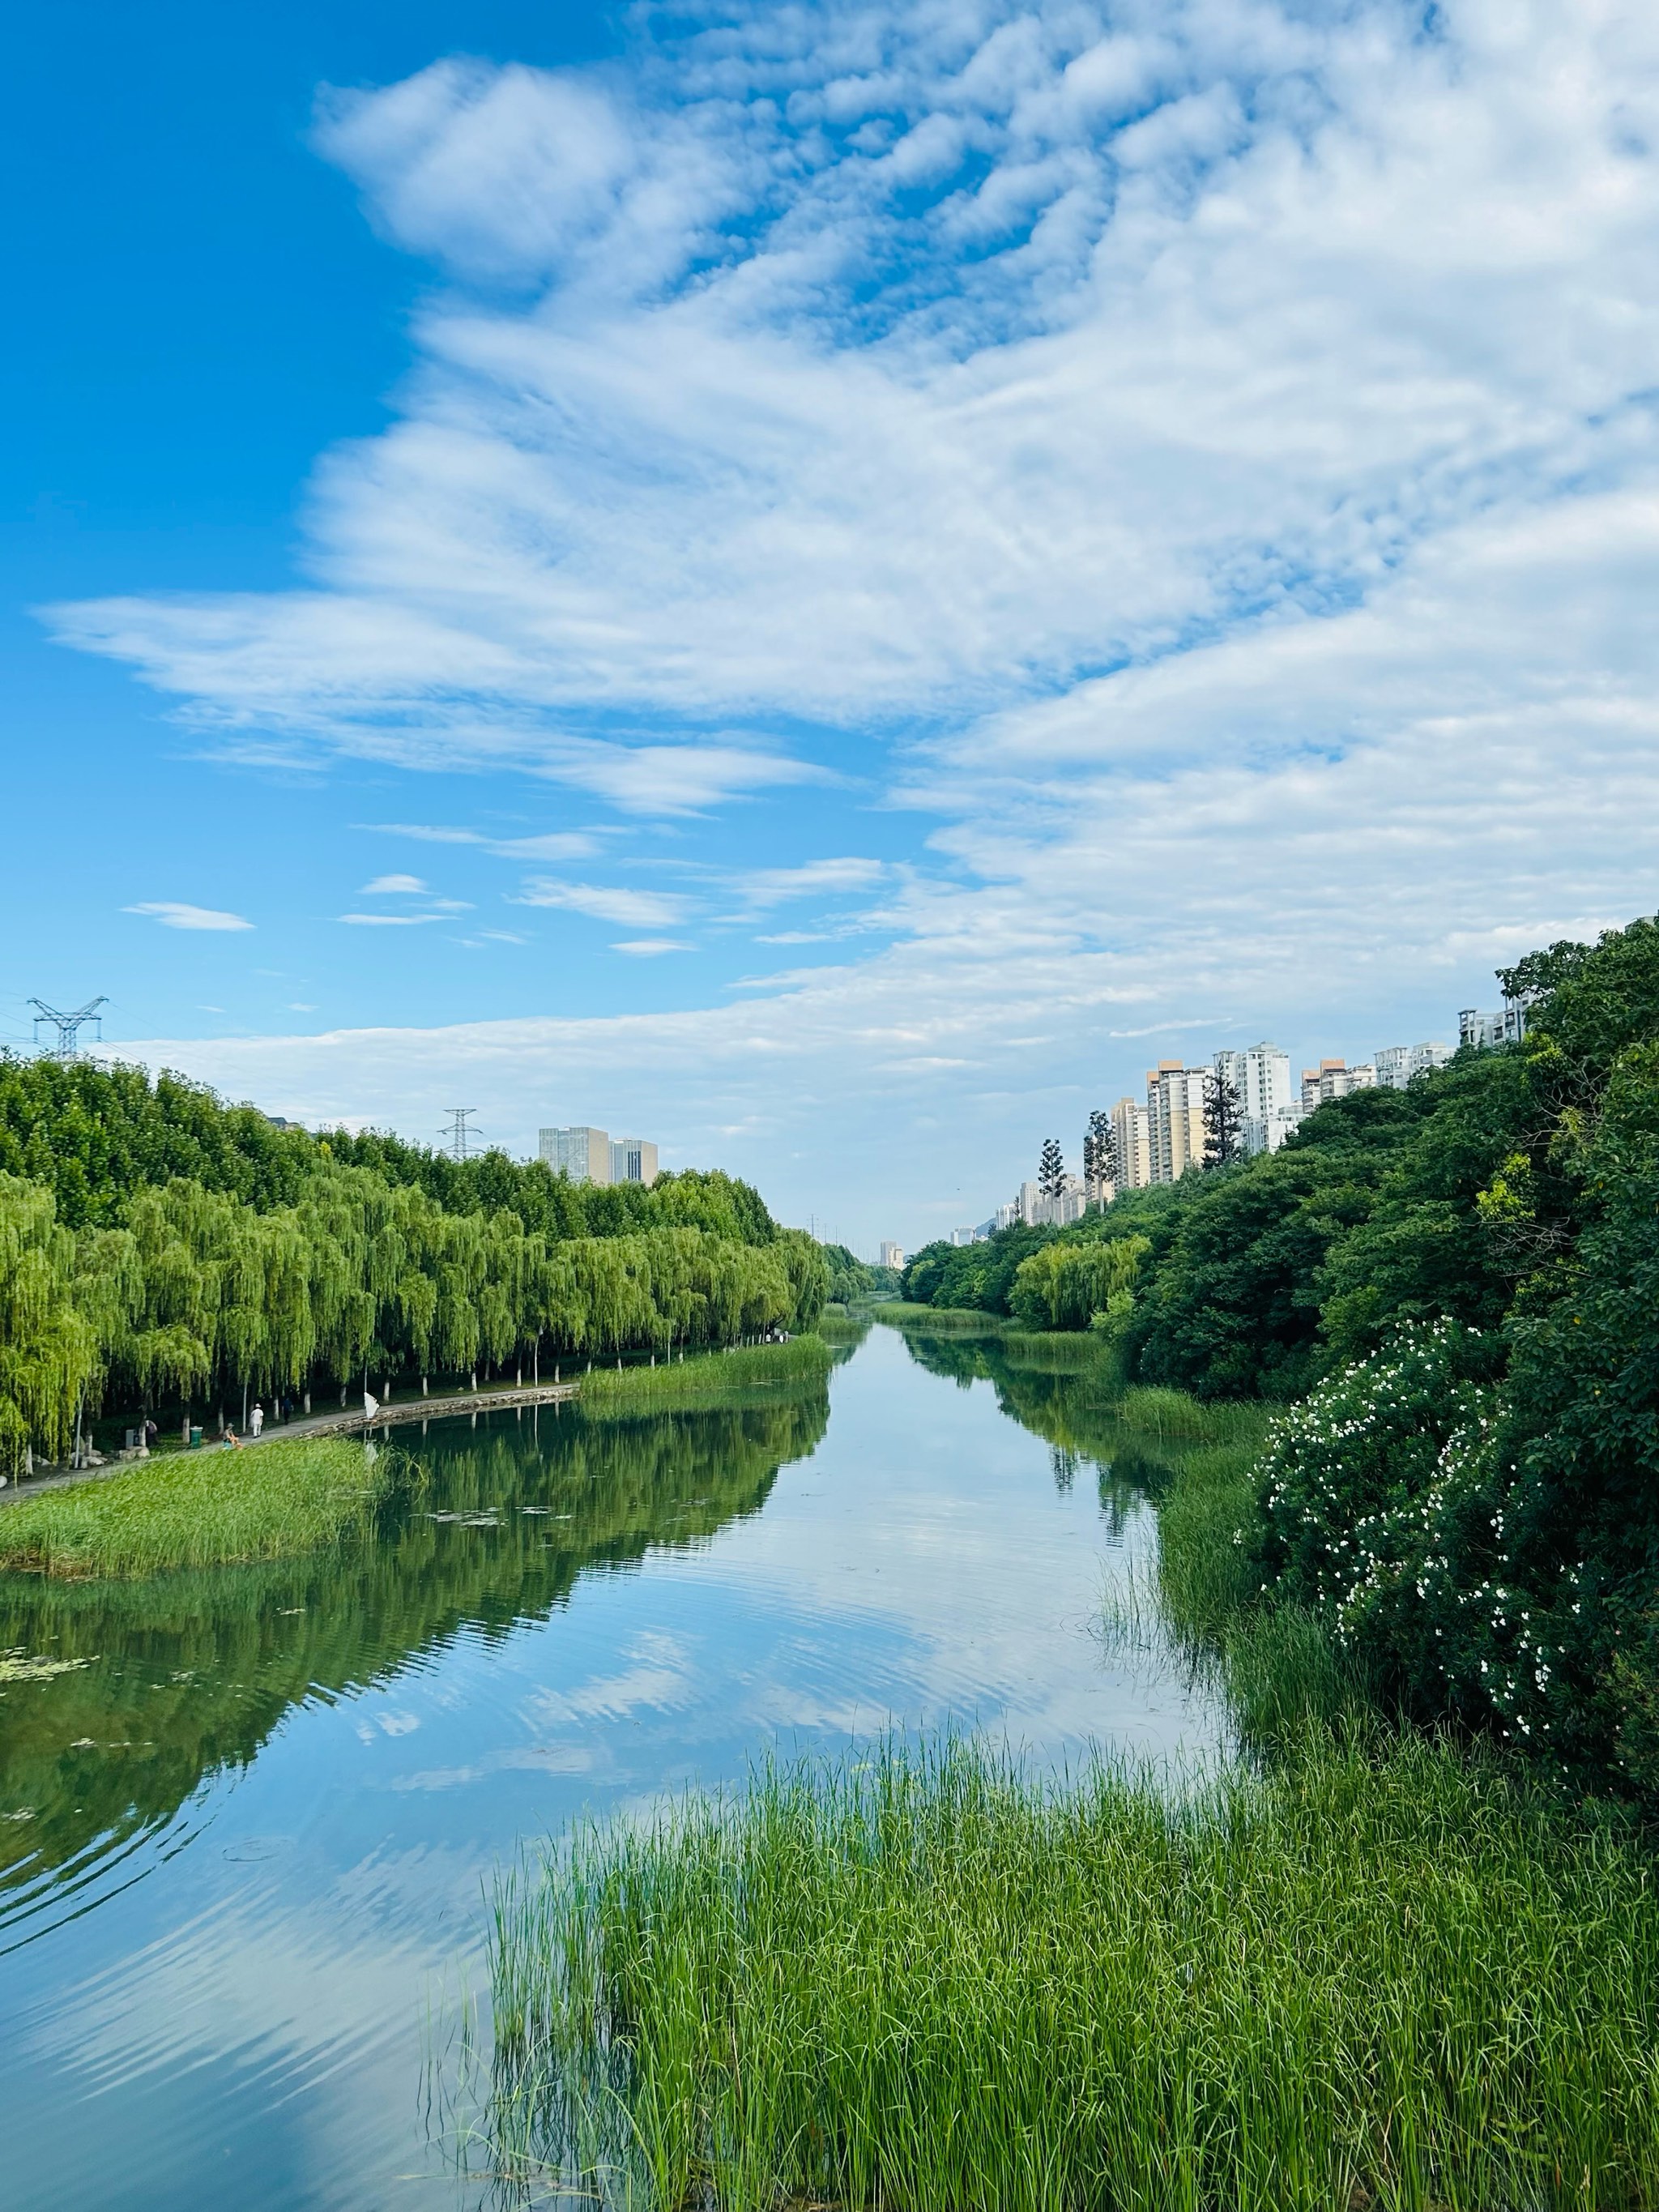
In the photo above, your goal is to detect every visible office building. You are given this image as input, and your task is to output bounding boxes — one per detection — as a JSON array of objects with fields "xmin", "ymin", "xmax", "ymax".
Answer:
[
  {"xmin": 1299, "ymin": 1060, "xmax": 1378, "ymax": 1113},
  {"xmin": 1146, "ymin": 1062, "xmax": 1209, "ymax": 1183},
  {"xmin": 539, "ymin": 1125, "xmax": 612, "ymax": 1185},
  {"xmin": 1375, "ymin": 1042, "xmax": 1451, "ymax": 1090},
  {"xmin": 879, "ymin": 1241, "xmax": 905, "ymax": 1270},
  {"xmin": 1213, "ymin": 1041, "xmax": 1301, "ymax": 1157},
  {"xmin": 1110, "ymin": 1096, "xmax": 1153, "ymax": 1190},
  {"xmin": 609, "ymin": 1136, "xmax": 659, "ymax": 1186}
]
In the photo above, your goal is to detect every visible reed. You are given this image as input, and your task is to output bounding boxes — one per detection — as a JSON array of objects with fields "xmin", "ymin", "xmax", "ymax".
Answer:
[
  {"xmin": 487, "ymin": 1731, "xmax": 1659, "ymax": 2212},
  {"xmin": 576, "ymin": 1336, "xmax": 831, "ymax": 1415},
  {"xmin": 871, "ymin": 1303, "xmax": 1006, "ymax": 1333},
  {"xmin": 0, "ymin": 1437, "xmax": 398, "ymax": 1578}
]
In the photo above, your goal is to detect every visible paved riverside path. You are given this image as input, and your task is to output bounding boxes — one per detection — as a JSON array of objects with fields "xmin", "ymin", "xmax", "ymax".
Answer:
[{"xmin": 0, "ymin": 1379, "xmax": 581, "ymax": 1507}]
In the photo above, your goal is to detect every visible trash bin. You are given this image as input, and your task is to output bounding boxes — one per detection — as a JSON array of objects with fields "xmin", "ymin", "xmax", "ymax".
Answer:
[{"xmin": 190, "ymin": 1424, "xmax": 203, "ymax": 1449}]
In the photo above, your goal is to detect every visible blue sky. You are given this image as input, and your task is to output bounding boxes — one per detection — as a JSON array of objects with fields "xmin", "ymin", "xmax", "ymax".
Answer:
[{"xmin": 7, "ymin": 0, "xmax": 1659, "ymax": 1250}]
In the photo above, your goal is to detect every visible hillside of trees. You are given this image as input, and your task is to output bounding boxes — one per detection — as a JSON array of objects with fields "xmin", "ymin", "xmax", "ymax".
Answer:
[
  {"xmin": 903, "ymin": 916, "xmax": 1659, "ymax": 1807},
  {"xmin": 0, "ymin": 1059, "xmax": 826, "ymax": 1471}
]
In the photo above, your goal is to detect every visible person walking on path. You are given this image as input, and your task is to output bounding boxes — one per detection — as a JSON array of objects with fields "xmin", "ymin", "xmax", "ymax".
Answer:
[{"xmin": 249, "ymin": 1402, "xmax": 264, "ymax": 1437}]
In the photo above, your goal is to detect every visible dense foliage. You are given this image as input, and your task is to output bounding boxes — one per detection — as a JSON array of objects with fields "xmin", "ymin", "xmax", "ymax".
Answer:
[
  {"xmin": 904, "ymin": 916, "xmax": 1659, "ymax": 1805},
  {"xmin": 819, "ymin": 1242, "xmax": 901, "ymax": 1304},
  {"xmin": 0, "ymin": 1060, "xmax": 825, "ymax": 1469}
]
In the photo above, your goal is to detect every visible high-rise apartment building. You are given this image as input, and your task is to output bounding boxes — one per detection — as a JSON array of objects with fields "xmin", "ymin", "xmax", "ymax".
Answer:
[
  {"xmin": 1459, "ymin": 1001, "xmax": 1528, "ymax": 1051},
  {"xmin": 539, "ymin": 1125, "xmax": 612, "ymax": 1185},
  {"xmin": 879, "ymin": 1241, "xmax": 905, "ymax": 1270},
  {"xmin": 1213, "ymin": 1041, "xmax": 1301, "ymax": 1156},
  {"xmin": 609, "ymin": 1137, "xmax": 659, "ymax": 1186},
  {"xmin": 1146, "ymin": 1063, "xmax": 1209, "ymax": 1183},
  {"xmin": 1110, "ymin": 1096, "xmax": 1153, "ymax": 1189},
  {"xmin": 1374, "ymin": 1042, "xmax": 1451, "ymax": 1090},
  {"xmin": 1299, "ymin": 1060, "xmax": 1378, "ymax": 1113}
]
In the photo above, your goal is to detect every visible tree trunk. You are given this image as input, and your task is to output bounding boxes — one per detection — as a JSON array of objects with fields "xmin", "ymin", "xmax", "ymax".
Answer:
[
  {"xmin": 303, "ymin": 1390, "xmax": 311, "ymax": 1416},
  {"xmin": 422, "ymin": 1375, "xmax": 429, "ymax": 1397}
]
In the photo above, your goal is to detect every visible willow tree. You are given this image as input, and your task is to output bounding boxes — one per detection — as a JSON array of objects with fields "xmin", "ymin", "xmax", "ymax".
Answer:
[{"xmin": 0, "ymin": 1172, "xmax": 102, "ymax": 1468}]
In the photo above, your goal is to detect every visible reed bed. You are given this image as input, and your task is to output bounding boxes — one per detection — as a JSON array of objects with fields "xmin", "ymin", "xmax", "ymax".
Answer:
[
  {"xmin": 487, "ymin": 1732, "xmax": 1659, "ymax": 2212},
  {"xmin": 870, "ymin": 1303, "xmax": 1008, "ymax": 1333},
  {"xmin": 0, "ymin": 1437, "xmax": 396, "ymax": 1578},
  {"xmin": 576, "ymin": 1336, "xmax": 831, "ymax": 1416}
]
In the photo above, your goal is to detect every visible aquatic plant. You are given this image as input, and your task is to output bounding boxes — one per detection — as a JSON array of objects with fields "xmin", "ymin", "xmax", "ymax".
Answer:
[
  {"xmin": 0, "ymin": 1436, "xmax": 399, "ymax": 1578},
  {"xmin": 488, "ymin": 1730, "xmax": 1659, "ymax": 2211}
]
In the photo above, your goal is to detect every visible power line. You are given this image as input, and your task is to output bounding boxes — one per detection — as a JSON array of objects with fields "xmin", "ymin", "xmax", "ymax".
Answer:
[
  {"xmin": 439, "ymin": 1106, "xmax": 481, "ymax": 1161},
  {"xmin": 29, "ymin": 997, "xmax": 107, "ymax": 1060}
]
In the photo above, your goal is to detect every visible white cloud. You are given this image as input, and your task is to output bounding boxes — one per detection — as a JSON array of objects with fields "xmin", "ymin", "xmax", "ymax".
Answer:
[
  {"xmin": 727, "ymin": 858, "xmax": 888, "ymax": 912},
  {"xmin": 337, "ymin": 912, "xmax": 442, "ymax": 927},
  {"xmin": 612, "ymin": 937, "xmax": 694, "ymax": 956},
  {"xmin": 47, "ymin": 2, "xmax": 1659, "ymax": 1236},
  {"xmin": 513, "ymin": 878, "xmax": 693, "ymax": 927},
  {"xmin": 124, "ymin": 901, "xmax": 253, "ymax": 932},
  {"xmin": 358, "ymin": 873, "xmax": 428, "ymax": 894}
]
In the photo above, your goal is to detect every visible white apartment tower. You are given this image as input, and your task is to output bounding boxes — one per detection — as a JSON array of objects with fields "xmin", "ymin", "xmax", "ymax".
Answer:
[
  {"xmin": 1110, "ymin": 1096, "xmax": 1153, "ymax": 1189},
  {"xmin": 1146, "ymin": 1062, "xmax": 1209, "ymax": 1183},
  {"xmin": 879, "ymin": 1241, "xmax": 905, "ymax": 1270},
  {"xmin": 1213, "ymin": 1041, "xmax": 1300, "ymax": 1156},
  {"xmin": 1299, "ymin": 1060, "xmax": 1378, "ymax": 1114},
  {"xmin": 1375, "ymin": 1042, "xmax": 1451, "ymax": 1090}
]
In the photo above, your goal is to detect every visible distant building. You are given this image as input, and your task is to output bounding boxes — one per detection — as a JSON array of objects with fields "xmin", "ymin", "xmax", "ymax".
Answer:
[
  {"xmin": 539, "ymin": 1125, "xmax": 612, "ymax": 1185},
  {"xmin": 1019, "ymin": 1177, "xmax": 1089, "ymax": 1228},
  {"xmin": 1110, "ymin": 1096, "xmax": 1153, "ymax": 1189},
  {"xmin": 1213, "ymin": 1041, "xmax": 1300, "ymax": 1157},
  {"xmin": 609, "ymin": 1136, "xmax": 659, "ymax": 1186},
  {"xmin": 879, "ymin": 1241, "xmax": 905, "ymax": 1270},
  {"xmin": 1146, "ymin": 1063, "xmax": 1209, "ymax": 1183},
  {"xmin": 1299, "ymin": 1060, "xmax": 1378, "ymax": 1113},
  {"xmin": 1375, "ymin": 1042, "xmax": 1451, "ymax": 1090},
  {"xmin": 1459, "ymin": 1000, "xmax": 1529, "ymax": 1051}
]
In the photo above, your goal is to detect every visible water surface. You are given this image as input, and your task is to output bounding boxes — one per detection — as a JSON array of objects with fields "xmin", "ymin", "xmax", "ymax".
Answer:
[{"xmin": 0, "ymin": 1322, "xmax": 1219, "ymax": 2210}]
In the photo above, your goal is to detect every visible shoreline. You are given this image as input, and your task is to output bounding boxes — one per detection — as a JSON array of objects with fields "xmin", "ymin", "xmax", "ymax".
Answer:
[{"xmin": 0, "ymin": 1380, "xmax": 581, "ymax": 1507}]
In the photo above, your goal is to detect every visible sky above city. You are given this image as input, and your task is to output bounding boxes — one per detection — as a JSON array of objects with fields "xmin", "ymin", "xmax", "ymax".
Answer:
[{"xmin": 7, "ymin": 0, "xmax": 1659, "ymax": 1250}]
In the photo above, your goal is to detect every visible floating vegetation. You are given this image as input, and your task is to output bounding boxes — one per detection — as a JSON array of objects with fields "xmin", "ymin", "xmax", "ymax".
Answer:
[{"xmin": 0, "ymin": 1649, "xmax": 95, "ymax": 1682}]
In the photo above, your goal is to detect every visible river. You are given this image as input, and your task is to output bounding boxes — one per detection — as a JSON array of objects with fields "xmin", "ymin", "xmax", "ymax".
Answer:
[{"xmin": 0, "ymin": 1319, "xmax": 1222, "ymax": 2210}]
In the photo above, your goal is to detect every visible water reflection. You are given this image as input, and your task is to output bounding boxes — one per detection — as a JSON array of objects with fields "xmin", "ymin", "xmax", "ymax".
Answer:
[
  {"xmin": 0, "ymin": 1323, "xmax": 1222, "ymax": 2212},
  {"xmin": 0, "ymin": 1389, "xmax": 829, "ymax": 1932}
]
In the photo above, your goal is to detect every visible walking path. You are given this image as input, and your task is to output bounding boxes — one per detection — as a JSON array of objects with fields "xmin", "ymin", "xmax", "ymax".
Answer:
[{"xmin": 0, "ymin": 1380, "xmax": 581, "ymax": 1507}]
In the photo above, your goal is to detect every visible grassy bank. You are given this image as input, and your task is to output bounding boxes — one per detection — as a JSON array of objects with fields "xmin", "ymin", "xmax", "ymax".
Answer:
[
  {"xmin": 870, "ymin": 1301, "xmax": 1008, "ymax": 1332},
  {"xmin": 575, "ymin": 1335, "xmax": 831, "ymax": 1416},
  {"xmin": 0, "ymin": 1437, "xmax": 398, "ymax": 1578},
  {"xmin": 488, "ymin": 1732, "xmax": 1659, "ymax": 2211}
]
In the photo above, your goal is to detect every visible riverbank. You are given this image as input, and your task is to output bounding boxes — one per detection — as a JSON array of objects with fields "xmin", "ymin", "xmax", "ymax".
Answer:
[
  {"xmin": 489, "ymin": 1729, "xmax": 1659, "ymax": 2210},
  {"xmin": 0, "ymin": 1435, "xmax": 403, "ymax": 1578}
]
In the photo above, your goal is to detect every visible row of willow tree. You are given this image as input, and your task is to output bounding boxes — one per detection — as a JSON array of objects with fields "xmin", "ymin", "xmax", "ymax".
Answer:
[{"xmin": 0, "ymin": 1157, "xmax": 828, "ymax": 1471}]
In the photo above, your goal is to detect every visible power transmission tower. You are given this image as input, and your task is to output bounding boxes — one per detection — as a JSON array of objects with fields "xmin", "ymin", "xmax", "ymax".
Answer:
[
  {"xmin": 29, "ymin": 997, "xmax": 107, "ymax": 1060},
  {"xmin": 439, "ymin": 1107, "xmax": 481, "ymax": 1162}
]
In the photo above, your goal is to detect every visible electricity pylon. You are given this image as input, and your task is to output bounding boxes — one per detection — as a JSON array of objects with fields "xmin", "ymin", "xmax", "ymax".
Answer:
[
  {"xmin": 29, "ymin": 997, "xmax": 107, "ymax": 1060},
  {"xmin": 440, "ymin": 1107, "xmax": 480, "ymax": 1161}
]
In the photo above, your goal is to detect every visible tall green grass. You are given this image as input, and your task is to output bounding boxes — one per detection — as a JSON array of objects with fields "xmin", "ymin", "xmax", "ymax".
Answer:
[
  {"xmin": 0, "ymin": 1437, "xmax": 399, "ymax": 1578},
  {"xmin": 576, "ymin": 1336, "xmax": 831, "ymax": 1416},
  {"xmin": 871, "ymin": 1303, "xmax": 1006, "ymax": 1332},
  {"xmin": 487, "ymin": 1732, "xmax": 1659, "ymax": 2211}
]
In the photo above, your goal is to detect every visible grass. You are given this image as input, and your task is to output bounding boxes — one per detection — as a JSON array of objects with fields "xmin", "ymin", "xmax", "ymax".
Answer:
[
  {"xmin": 575, "ymin": 1336, "xmax": 832, "ymax": 1416},
  {"xmin": 871, "ymin": 1302, "xmax": 1007, "ymax": 1332},
  {"xmin": 0, "ymin": 1437, "xmax": 400, "ymax": 1578},
  {"xmin": 486, "ymin": 1731, "xmax": 1659, "ymax": 2212}
]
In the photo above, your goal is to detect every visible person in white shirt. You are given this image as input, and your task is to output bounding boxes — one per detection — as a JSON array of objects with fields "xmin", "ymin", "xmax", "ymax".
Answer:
[{"xmin": 249, "ymin": 1403, "xmax": 264, "ymax": 1437}]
